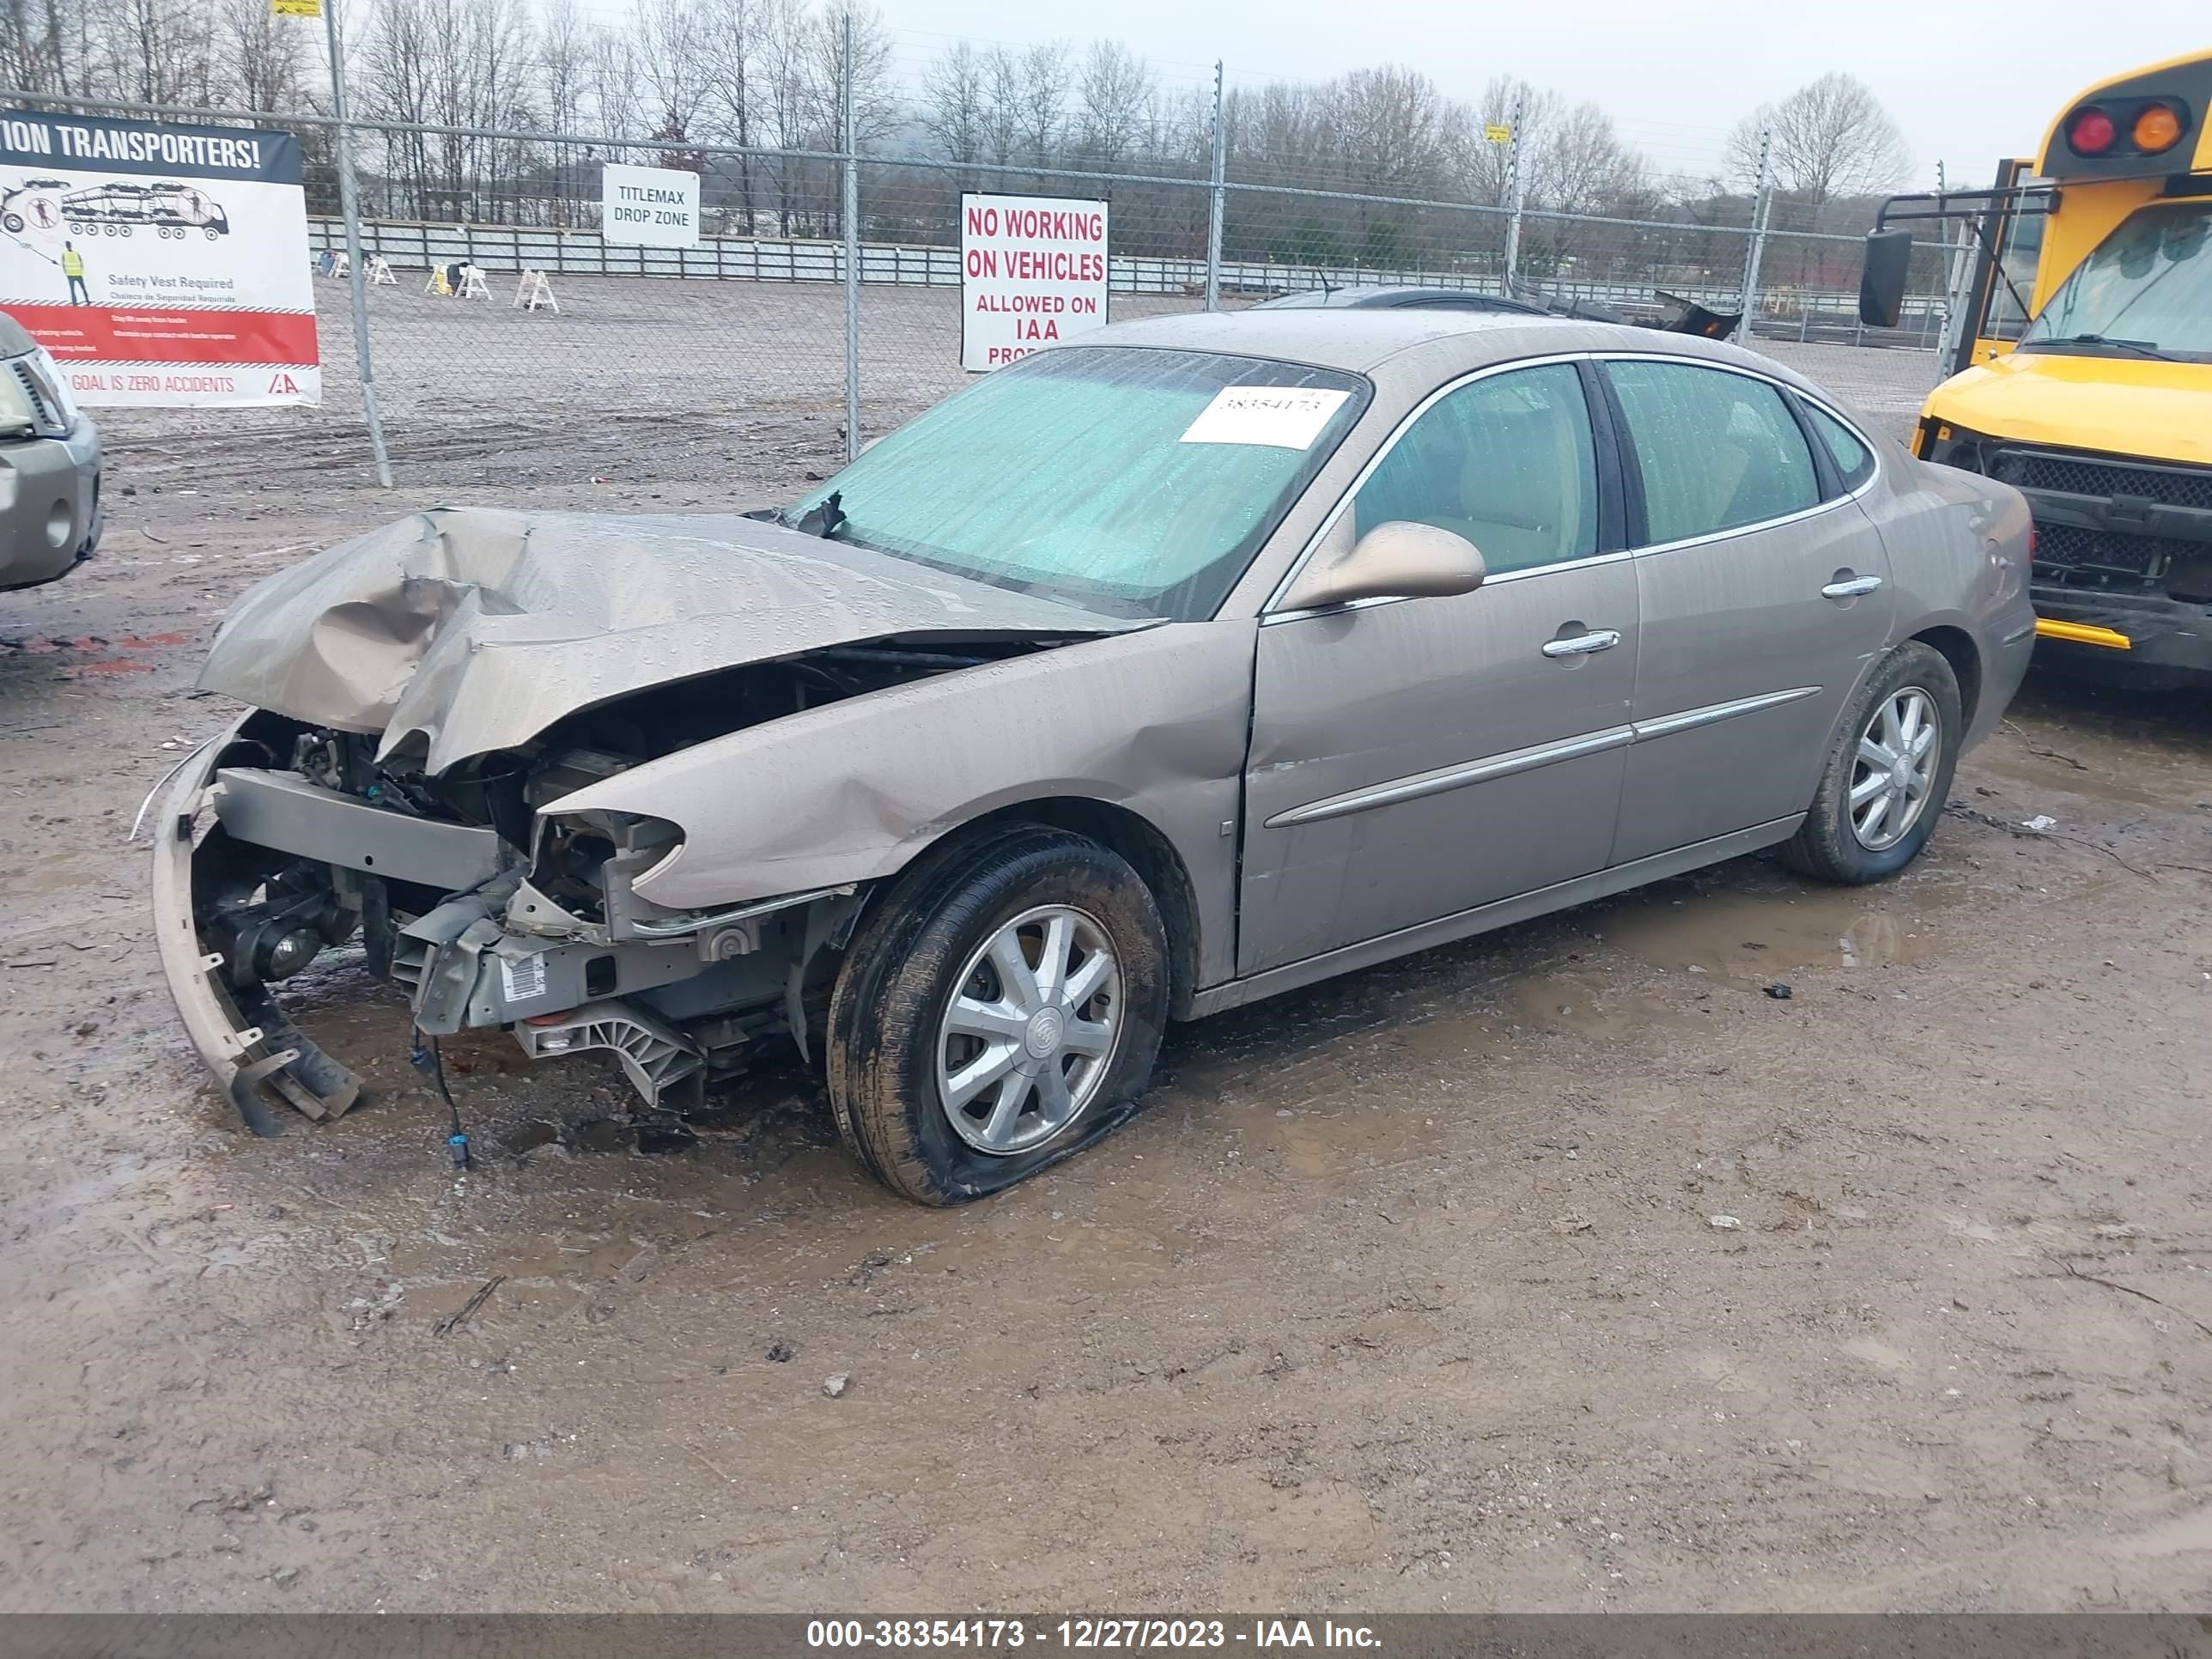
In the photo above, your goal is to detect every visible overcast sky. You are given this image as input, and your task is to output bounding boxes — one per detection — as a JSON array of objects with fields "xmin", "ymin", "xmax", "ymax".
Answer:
[{"xmin": 868, "ymin": 0, "xmax": 2208, "ymax": 186}]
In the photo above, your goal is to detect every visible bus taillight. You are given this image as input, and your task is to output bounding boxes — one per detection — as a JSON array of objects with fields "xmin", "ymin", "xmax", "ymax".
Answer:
[{"xmin": 2069, "ymin": 106, "xmax": 2117, "ymax": 155}]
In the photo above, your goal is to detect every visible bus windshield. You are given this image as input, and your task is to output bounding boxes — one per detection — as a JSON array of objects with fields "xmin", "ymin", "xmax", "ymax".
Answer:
[{"xmin": 2017, "ymin": 200, "xmax": 2212, "ymax": 363}]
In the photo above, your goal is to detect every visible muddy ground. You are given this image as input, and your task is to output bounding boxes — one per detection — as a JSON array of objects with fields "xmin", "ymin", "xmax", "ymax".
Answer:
[{"xmin": 3, "ymin": 325, "xmax": 2211, "ymax": 1613}]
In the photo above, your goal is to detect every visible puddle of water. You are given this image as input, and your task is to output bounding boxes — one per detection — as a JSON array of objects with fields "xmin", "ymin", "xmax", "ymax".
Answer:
[
  {"xmin": 1977, "ymin": 753, "xmax": 2186, "ymax": 813},
  {"xmin": 1501, "ymin": 968, "xmax": 1700, "ymax": 1041},
  {"xmin": 1600, "ymin": 881, "xmax": 1954, "ymax": 986}
]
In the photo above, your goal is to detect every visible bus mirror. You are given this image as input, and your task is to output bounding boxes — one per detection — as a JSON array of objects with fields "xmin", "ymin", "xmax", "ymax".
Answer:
[{"xmin": 1859, "ymin": 228, "xmax": 1912, "ymax": 329}]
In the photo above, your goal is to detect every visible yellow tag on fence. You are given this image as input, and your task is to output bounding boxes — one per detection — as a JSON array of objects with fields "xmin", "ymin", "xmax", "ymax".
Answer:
[
  {"xmin": 1485, "ymin": 124, "xmax": 1512, "ymax": 144},
  {"xmin": 270, "ymin": 0, "xmax": 322, "ymax": 18}
]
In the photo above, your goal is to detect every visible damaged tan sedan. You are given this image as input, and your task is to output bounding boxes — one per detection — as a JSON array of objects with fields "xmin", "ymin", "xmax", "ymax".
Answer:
[{"xmin": 155, "ymin": 311, "xmax": 2035, "ymax": 1204}]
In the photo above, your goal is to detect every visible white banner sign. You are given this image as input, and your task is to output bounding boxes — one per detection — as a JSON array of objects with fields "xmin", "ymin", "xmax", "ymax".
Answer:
[
  {"xmin": 602, "ymin": 163, "xmax": 700, "ymax": 248},
  {"xmin": 0, "ymin": 110, "xmax": 318, "ymax": 407},
  {"xmin": 959, "ymin": 191, "xmax": 1109, "ymax": 372}
]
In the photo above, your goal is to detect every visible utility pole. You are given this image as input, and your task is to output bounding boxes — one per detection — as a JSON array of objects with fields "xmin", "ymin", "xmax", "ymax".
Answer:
[
  {"xmin": 1203, "ymin": 60, "xmax": 1225, "ymax": 313},
  {"xmin": 1735, "ymin": 125, "xmax": 1771, "ymax": 345},
  {"xmin": 840, "ymin": 7, "xmax": 860, "ymax": 462},
  {"xmin": 1500, "ymin": 88, "xmax": 1526, "ymax": 299},
  {"xmin": 320, "ymin": 0, "xmax": 392, "ymax": 488}
]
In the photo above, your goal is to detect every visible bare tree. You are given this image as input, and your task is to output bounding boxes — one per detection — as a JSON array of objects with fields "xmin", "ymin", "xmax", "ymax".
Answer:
[
  {"xmin": 587, "ymin": 28, "xmax": 645, "ymax": 141},
  {"xmin": 697, "ymin": 0, "xmax": 764, "ymax": 225},
  {"xmin": 537, "ymin": 0, "xmax": 588, "ymax": 128},
  {"xmin": 980, "ymin": 44, "xmax": 1021, "ymax": 171},
  {"xmin": 1450, "ymin": 74, "xmax": 1560, "ymax": 209},
  {"xmin": 1074, "ymin": 39, "xmax": 1152, "ymax": 172},
  {"xmin": 1724, "ymin": 71, "xmax": 1908, "ymax": 206},
  {"xmin": 920, "ymin": 39, "xmax": 988, "ymax": 172},
  {"xmin": 533, "ymin": 0, "xmax": 589, "ymax": 220},
  {"xmin": 802, "ymin": 0, "xmax": 896, "ymax": 150},
  {"xmin": 1014, "ymin": 39, "xmax": 1070, "ymax": 171},
  {"xmin": 0, "ymin": 0, "xmax": 94, "ymax": 94},
  {"xmin": 1227, "ymin": 80, "xmax": 1330, "ymax": 186},
  {"xmin": 638, "ymin": 0, "xmax": 715, "ymax": 151},
  {"xmin": 217, "ymin": 0, "xmax": 308, "ymax": 109},
  {"xmin": 1328, "ymin": 64, "xmax": 1450, "ymax": 198},
  {"xmin": 93, "ymin": 0, "xmax": 218, "ymax": 104}
]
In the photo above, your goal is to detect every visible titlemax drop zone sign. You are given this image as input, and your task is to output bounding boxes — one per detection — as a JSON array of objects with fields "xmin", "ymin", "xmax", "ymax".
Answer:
[
  {"xmin": 601, "ymin": 163, "xmax": 700, "ymax": 249},
  {"xmin": 959, "ymin": 193, "xmax": 1109, "ymax": 371},
  {"xmin": 0, "ymin": 111, "xmax": 317, "ymax": 406}
]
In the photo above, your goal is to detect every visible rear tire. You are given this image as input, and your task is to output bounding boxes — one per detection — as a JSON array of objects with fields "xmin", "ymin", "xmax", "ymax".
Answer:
[
  {"xmin": 1778, "ymin": 641, "xmax": 1961, "ymax": 885},
  {"xmin": 827, "ymin": 824, "xmax": 1169, "ymax": 1206}
]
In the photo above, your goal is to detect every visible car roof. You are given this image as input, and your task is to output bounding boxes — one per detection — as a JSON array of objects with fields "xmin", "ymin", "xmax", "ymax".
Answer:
[
  {"xmin": 1077, "ymin": 307, "xmax": 1820, "ymax": 388},
  {"xmin": 1255, "ymin": 284, "xmax": 1541, "ymax": 312}
]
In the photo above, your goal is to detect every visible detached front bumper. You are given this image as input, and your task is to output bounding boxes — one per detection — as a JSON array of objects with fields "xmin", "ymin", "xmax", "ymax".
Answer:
[
  {"xmin": 150, "ymin": 720, "xmax": 363, "ymax": 1135},
  {"xmin": 2032, "ymin": 585, "xmax": 2212, "ymax": 687}
]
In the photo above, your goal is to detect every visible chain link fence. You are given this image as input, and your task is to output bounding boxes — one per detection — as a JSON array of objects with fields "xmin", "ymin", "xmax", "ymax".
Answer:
[{"xmin": 10, "ymin": 92, "xmax": 1965, "ymax": 483}]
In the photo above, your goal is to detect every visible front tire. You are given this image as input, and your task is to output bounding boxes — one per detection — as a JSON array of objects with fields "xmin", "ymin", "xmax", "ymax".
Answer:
[
  {"xmin": 827, "ymin": 824, "xmax": 1170, "ymax": 1206},
  {"xmin": 1779, "ymin": 641, "xmax": 1961, "ymax": 884}
]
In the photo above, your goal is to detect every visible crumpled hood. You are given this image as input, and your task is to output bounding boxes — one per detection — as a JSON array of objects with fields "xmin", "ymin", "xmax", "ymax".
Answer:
[{"xmin": 199, "ymin": 507, "xmax": 1139, "ymax": 773}]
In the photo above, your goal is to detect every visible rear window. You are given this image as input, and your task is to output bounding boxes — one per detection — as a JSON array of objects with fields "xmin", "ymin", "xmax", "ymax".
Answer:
[{"xmin": 1805, "ymin": 404, "xmax": 1875, "ymax": 491}]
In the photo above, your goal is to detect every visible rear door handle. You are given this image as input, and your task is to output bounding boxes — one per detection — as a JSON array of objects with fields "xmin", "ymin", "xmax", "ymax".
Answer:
[
  {"xmin": 1541, "ymin": 629, "xmax": 1622, "ymax": 659},
  {"xmin": 1821, "ymin": 574, "xmax": 1884, "ymax": 599}
]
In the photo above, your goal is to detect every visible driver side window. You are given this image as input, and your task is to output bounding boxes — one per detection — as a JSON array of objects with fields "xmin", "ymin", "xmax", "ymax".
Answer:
[{"xmin": 1352, "ymin": 363, "xmax": 1600, "ymax": 574}]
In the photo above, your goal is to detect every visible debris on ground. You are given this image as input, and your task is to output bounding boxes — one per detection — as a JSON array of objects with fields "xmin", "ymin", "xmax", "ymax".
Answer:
[
  {"xmin": 433, "ymin": 1276, "xmax": 505, "ymax": 1338},
  {"xmin": 1551, "ymin": 1214, "xmax": 1595, "ymax": 1235},
  {"xmin": 1765, "ymin": 982, "xmax": 1793, "ymax": 1000},
  {"xmin": 2023, "ymin": 814, "xmax": 2058, "ymax": 832},
  {"xmin": 1710, "ymin": 1215, "xmax": 1745, "ymax": 1231},
  {"xmin": 635, "ymin": 1123, "xmax": 698, "ymax": 1156},
  {"xmin": 767, "ymin": 1341, "xmax": 796, "ymax": 1363},
  {"xmin": 823, "ymin": 1372, "xmax": 850, "ymax": 1398}
]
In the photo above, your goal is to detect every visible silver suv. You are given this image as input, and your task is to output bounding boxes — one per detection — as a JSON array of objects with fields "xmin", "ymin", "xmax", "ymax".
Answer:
[{"xmin": 0, "ymin": 310, "xmax": 101, "ymax": 592}]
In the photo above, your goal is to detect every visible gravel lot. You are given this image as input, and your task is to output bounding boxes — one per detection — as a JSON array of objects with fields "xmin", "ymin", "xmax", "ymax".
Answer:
[
  {"xmin": 97, "ymin": 276, "xmax": 1945, "ymax": 483},
  {"xmin": 4, "ymin": 288, "xmax": 2211, "ymax": 1614}
]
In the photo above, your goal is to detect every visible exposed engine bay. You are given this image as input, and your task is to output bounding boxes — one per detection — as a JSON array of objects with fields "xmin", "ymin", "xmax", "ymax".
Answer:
[{"xmin": 157, "ymin": 637, "xmax": 1075, "ymax": 1133}]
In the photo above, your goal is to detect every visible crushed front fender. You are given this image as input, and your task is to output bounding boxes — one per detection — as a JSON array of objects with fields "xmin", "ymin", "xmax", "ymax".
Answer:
[{"xmin": 150, "ymin": 714, "xmax": 362, "ymax": 1134}]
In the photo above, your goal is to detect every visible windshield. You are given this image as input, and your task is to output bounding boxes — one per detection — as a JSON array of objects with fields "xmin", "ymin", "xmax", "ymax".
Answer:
[
  {"xmin": 785, "ymin": 346, "xmax": 1369, "ymax": 621},
  {"xmin": 2017, "ymin": 200, "xmax": 2212, "ymax": 363}
]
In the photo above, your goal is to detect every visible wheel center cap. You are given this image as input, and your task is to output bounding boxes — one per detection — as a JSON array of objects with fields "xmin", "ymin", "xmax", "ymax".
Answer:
[
  {"xmin": 1024, "ymin": 1008, "xmax": 1065, "ymax": 1059},
  {"xmin": 1890, "ymin": 759, "xmax": 1913, "ymax": 789}
]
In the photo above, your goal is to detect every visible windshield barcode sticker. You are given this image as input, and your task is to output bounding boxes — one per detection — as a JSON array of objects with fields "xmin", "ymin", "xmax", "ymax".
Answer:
[
  {"xmin": 1180, "ymin": 386, "xmax": 1351, "ymax": 449},
  {"xmin": 500, "ymin": 954, "xmax": 550, "ymax": 1005}
]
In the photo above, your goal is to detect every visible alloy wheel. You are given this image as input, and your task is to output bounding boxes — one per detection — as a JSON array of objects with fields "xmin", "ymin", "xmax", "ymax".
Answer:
[
  {"xmin": 935, "ymin": 903, "xmax": 1121, "ymax": 1155},
  {"xmin": 1849, "ymin": 685, "xmax": 1941, "ymax": 851}
]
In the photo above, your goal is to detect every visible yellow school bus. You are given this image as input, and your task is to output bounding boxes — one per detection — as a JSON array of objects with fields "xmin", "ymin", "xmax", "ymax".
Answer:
[{"xmin": 1860, "ymin": 52, "xmax": 2211, "ymax": 688}]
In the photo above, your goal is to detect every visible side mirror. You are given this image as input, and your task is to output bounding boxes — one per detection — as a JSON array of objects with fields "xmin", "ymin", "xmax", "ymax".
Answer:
[
  {"xmin": 1859, "ymin": 228, "xmax": 1911, "ymax": 329},
  {"xmin": 1279, "ymin": 519, "xmax": 1487, "ymax": 612}
]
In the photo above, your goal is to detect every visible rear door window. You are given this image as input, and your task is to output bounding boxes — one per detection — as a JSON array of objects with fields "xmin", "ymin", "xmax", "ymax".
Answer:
[{"xmin": 1604, "ymin": 361, "xmax": 1820, "ymax": 544}]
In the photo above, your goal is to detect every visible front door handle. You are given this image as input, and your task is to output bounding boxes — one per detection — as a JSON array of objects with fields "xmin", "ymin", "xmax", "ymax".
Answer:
[
  {"xmin": 1541, "ymin": 629, "xmax": 1622, "ymax": 659},
  {"xmin": 1821, "ymin": 574, "xmax": 1884, "ymax": 600}
]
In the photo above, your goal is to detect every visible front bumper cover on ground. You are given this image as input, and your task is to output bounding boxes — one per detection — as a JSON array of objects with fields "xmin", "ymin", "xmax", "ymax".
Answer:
[
  {"xmin": 150, "ymin": 719, "xmax": 362, "ymax": 1135},
  {"xmin": 2032, "ymin": 585, "xmax": 2212, "ymax": 683}
]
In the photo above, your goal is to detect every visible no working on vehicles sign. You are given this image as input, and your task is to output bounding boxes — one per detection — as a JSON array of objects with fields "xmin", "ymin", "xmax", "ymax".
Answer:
[{"xmin": 959, "ymin": 191, "xmax": 1109, "ymax": 372}]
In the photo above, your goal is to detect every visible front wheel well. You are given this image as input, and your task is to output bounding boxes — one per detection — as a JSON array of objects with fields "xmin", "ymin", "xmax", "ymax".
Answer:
[
  {"xmin": 939, "ymin": 798, "xmax": 1200, "ymax": 1020},
  {"xmin": 1909, "ymin": 625, "xmax": 1981, "ymax": 732}
]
